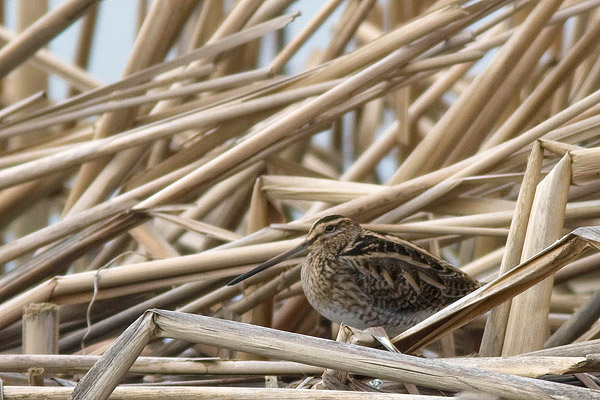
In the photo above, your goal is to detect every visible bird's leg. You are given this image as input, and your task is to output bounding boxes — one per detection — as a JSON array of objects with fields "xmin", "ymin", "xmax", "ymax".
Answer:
[
  {"xmin": 320, "ymin": 324, "xmax": 353, "ymax": 389},
  {"xmin": 364, "ymin": 326, "xmax": 423, "ymax": 394},
  {"xmin": 364, "ymin": 326, "xmax": 402, "ymax": 353},
  {"xmin": 362, "ymin": 327, "xmax": 420, "ymax": 394}
]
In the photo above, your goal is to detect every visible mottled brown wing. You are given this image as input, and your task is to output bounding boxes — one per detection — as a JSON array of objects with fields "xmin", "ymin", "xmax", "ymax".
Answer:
[{"xmin": 339, "ymin": 232, "xmax": 480, "ymax": 311}]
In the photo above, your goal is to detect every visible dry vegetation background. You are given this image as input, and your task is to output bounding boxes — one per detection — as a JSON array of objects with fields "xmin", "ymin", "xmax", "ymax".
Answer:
[{"xmin": 1, "ymin": 0, "xmax": 600, "ymax": 399}]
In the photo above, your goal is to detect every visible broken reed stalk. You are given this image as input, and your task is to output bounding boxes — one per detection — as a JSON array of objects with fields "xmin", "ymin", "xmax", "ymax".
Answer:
[
  {"xmin": 22, "ymin": 303, "xmax": 59, "ymax": 355},
  {"xmin": 0, "ymin": 354, "xmax": 323, "ymax": 375},
  {"xmin": 64, "ymin": 0, "xmax": 269, "ymax": 216},
  {"xmin": 479, "ymin": 142, "xmax": 543, "ymax": 356},
  {"xmin": 392, "ymin": 227, "xmax": 600, "ymax": 352},
  {"xmin": 5, "ymin": 386, "xmax": 446, "ymax": 400},
  {"xmin": 21, "ymin": 302, "xmax": 59, "ymax": 386},
  {"xmin": 3, "ymin": 353, "xmax": 600, "ymax": 380},
  {"xmin": 70, "ymin": 310, "xmax": 600, "ymax": 400},
  {"xmin": 502, "ymin": 154, "xmax": 572, "ymax": 355}
]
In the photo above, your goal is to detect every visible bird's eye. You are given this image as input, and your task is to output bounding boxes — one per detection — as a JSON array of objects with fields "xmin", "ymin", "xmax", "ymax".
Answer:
[{"xmin": 325, "ymin": 225, "xmax": 335, "ymax": 232}]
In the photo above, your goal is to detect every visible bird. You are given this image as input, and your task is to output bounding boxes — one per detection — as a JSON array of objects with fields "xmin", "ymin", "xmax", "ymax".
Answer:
[{"xmin": 228, "ymin": 215, "xmax": 480, "ymax": 335}]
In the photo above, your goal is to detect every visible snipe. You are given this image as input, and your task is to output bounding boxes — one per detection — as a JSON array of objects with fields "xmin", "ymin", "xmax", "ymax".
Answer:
[{"xmin": 229, "ymin": 215, "xmax": 480, "ymax": 335}]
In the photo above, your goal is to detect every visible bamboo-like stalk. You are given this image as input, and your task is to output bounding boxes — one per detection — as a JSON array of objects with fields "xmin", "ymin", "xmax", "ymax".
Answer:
[
  {"xmin": 8, "ymin": 0, "xmax": 51, "ymax": 263},
  {"xmin": 482, "ymin": 11, "xmax": 600, "ymax": 149},
  {"xmin": 7, "ymin": 69, "xmax": 272, "ymax": 132},
  {"xmin": 0, "ymin": 238, "xmax": 305, "ymax": 330},
  {"xmin": 12, "ymin": 13, "xmax": 295, "ymax": 126},
  {"xmin": 67, "ymin": 0, "xmax": 268, "ymax": 216},
  {"xmin": 0, "ymin": 79, "xmax": 335, "ymax": 190},
  {"xmin": 0, "ymin": 354, "xmax": 323, "ymax": 375},
  {"xmin": 0, "ymin": 91, "xmax": 46, "ymax": 121},
  {"xmin": 12, "ymin": 0, "xmax": 48, "ymax": 104},
  {"xmin": 22, "ymin": 302, "xmax": 58, "ymax": 386},
  {"xmin": 392, "ymin": 227, "xmax": 600, "ymax": 352},
  {"xmin": 5, "ymin": 386, "xmax": 446, "ymax": 400},
  {"xmin": 133, "ymin": 15, "xmax": 476, "ymax": 211},
  {"xmin": 545, "ymin": 291, "xmax": 600, "ymax": 348},
  {"xmin": 0, "ymin": 0, "xmax": 97, "ymax": 79},
  {"xmin": 555, "ymin": 252, "xmax": 600, "ymax": 283},
  {"xmin": 2, "ymin": 2, "xmax": 600, "ymax": 398},
  {"xmin": 57, "ymin": 278, "xmax": 222, "ymax": 353},
  {"xmin": 479, "ymin": 142, "xmax": 543, "ymax": 356},
  {"xmin": 270, "ymin": 0, "xmax": 344, "ymax": 73},
  {"xmin": 444, "ymin": 25, "xmax": 560, "ymax": 165},
  {"xmin": 321, "ymin": 0, "xmax": 377, "ymax": 61},
  {"xmin": 72, "ymin": 310, "xmax": 600, "ymax": 400},
  {"xmin": 0, "ymin": 26, "xmax": 102, "ymax": 91},
  {"xmin": 389, "ymin": 0, "xmax": 562, "ymax": 183},
  {"xmin": 236, "ymin": 178, "xmax": 277, "ymax": 360},
  {"xmin": 22, "ymin": 303, "xmax": 59, "ymax": 355},
  {"xmin": 63, "ymin": 0, "xmax": 199, "ymax": 213},
  {"xmin": 68, "ymin": 3, "xmax": 98, "ymax": 96},
  {"xmin": 502, "ymin": 154, "xmax": 572, "ymax": 355},
  {"xmin": 370, "ymin": 88, "xmax": 600, "ymax": 224}
]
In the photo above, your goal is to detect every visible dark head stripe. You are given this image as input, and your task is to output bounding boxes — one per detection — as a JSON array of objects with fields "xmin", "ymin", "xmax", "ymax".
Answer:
[
  {"xmin": 307, "ymin": 215, "xmax": 348, "ymax": 243},
  {"xmin": 314, "ymin": 214, "xmax": 346, "ymax": 225}
]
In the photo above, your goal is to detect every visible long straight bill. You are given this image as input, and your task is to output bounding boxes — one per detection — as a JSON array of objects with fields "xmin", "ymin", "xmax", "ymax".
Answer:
[{"xmin": 227, "ymin": 241, "xmax": 309, "ymax": 285}]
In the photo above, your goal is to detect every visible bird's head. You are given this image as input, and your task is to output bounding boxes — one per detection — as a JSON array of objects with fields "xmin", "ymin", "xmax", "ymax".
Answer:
[
  {"xmin": 227, "ymin": 215, "xmax": 360, "ymax": 286},
  {"xmin": 305, "ymin": 215, "xmax": 362, "ymax": 254}
]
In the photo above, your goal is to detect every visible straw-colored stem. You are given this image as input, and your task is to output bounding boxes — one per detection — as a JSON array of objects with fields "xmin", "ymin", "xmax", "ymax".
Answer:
[
  {"xmin": 0, "ymin": 0, "xmax": 97, "ymax": 79},
  {"xmin": 480, "ymin": 141, "xmax": 543, "ymax": 356},
  {"xmin": 371, "ymin": 88, "xmax": 600, "ymax": 224},
  {"xmin": 270, "ymin": 0, "xmax": 344, "ymax": 73},
  {"xmin": 68, "ymin": 3, "xmax": 98, "ymax": 96},
  {"xmin": 22, "ymin": 303, "xmax": 59, "ymax": 355},
  {"xmin": 134, "ymin": 9, "xmax": 473, "ymax": 211},
  {"xmin": 6, "ymin": 386, "xmax": 446, "ymax": 400},
  {"xmin": 64, "ymin": 0, "xmax": 198, "ymax": 214},
  {"xmin": 545, "ymin": 290, "xmax": 600, "ymax": 348},
  {"xmin": 321, "ymin": 0, "xmax": 377, "ymax": 61},
  {"xmin": 444, "ymin": 25, "xmax": 560, "ymax": 165},
  {"xmin": 502, "ymin": 154, "xmax": 572, "ymax": 355},
  {"xmin": 0, "ymin": 354, "xmax": 323, "ymax": 375},
  {"xmin": 482, "ymin": 11, "xmax": 600, "ymax": 149},
  {"xmin": 147, "ymin": 311, "xmax": 599, "ymax": 399},
  {"xmin": 57, "ymin": 278, "xmax": 220, "ymax": 353},
  {"xmin": 389, "ymin": 0, "xmax": 562, "ymax": 182}
]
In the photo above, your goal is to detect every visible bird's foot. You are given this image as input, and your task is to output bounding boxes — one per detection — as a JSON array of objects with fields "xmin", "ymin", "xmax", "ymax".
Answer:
[{"xmin": 364, "ymin": 326, "xmax": 402, "ymax": 353}]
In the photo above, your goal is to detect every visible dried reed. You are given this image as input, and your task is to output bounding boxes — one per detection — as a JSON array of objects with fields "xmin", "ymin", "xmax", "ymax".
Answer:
[{"xmin": 1, "ymin": 1, "xmax": 600, "ymax": 399}]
